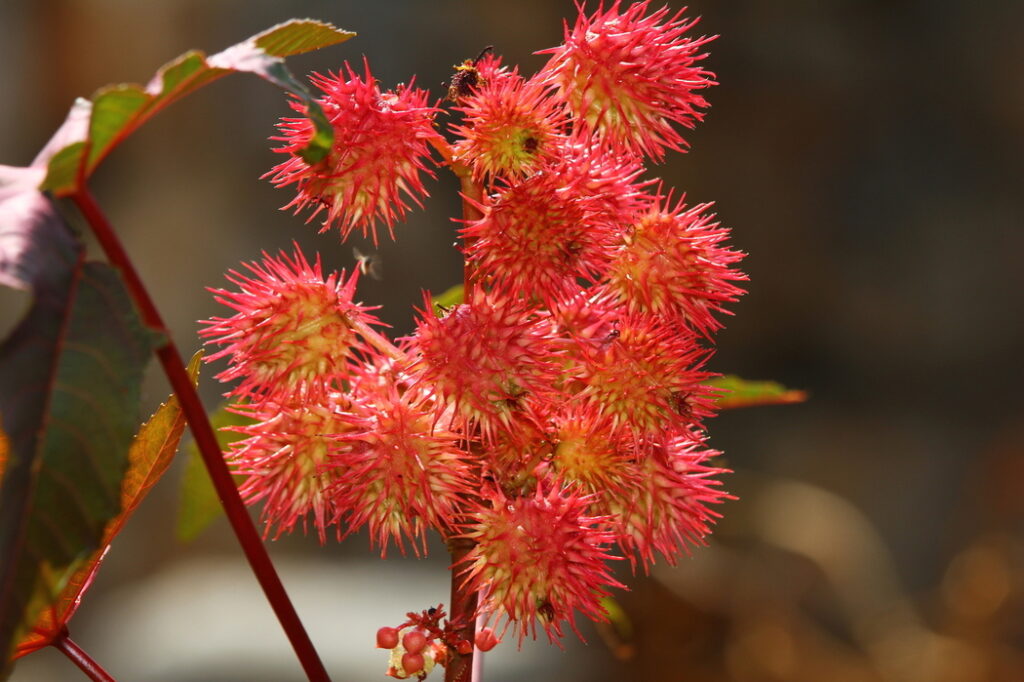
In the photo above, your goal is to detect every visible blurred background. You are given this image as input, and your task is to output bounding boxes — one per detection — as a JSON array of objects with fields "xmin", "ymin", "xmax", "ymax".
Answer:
[{"xmin": 3, "ymin": 0, "xmax": 1023, "ymax": 680}]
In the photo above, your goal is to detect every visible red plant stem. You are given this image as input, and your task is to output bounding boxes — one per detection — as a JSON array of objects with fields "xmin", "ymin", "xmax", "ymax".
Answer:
[
  {"xmin": 427, "ymin": 133, "xmax": 483, "ymax": 298},
  {"xmin": 70, "ymin": 189, "xmax": 331, "ymax": 682},
  {"xmin": 443, "ymin": 173, "xmax": 486, "ymax": 682},
  {"xmin": 53, "ymin": 627, "xmax": 115, "ymax": 682},
  {"xmin": 458, "ymin": 175, "xmax": 483, "ymax": 299},
  {"xmin": 445, "ymin": 538, "xmax": 479, "ymax": 682}
]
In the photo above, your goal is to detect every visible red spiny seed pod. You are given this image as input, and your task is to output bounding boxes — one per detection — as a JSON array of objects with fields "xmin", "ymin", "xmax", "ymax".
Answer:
[
  {"xmin": 458, "ymin": 485, "xmax": 623, "ymax": 643},
  {"xmin": 551, "ymin": 410, "xmax": 641, "ymax": 499},
  {"xmin": 200, "ymin": 245, "xmax": 381, "ymax": 403},
  {"xmin": 226, "ymin": 398, "xmax": 351, "ymax": 543},
  {"xmin": 537, "ymin": 0, "xmax": 716, "ymax": 160},
  {"xmin": 460, "ymin": 170, "xmax": 618, "ymax": 303},
  {"xmin": 265, "ymin": 60, "xmax": 441, "ymax": 244},
  {"xmin": 574, "ymin": 314, "xmax": 717, "ymax": 437},
  {"xmin": 600, "ymin": 196, "xmax": 747, "ymax": 336},
  {"xmin": 329, "ymin": 366, "xmax": 476, "ymax": 557},
  {"xmin": 409, "ymin": 291, "xmax": 561, "ymax": 440},
  {"xmin": 553, "ymin": 138, "xmax": 654, "ymax": 227},
  {"xmin": 605, "ymin": 431, "xmax": 731, "ymax": 570},
  {"xmin": 450, "ymin": 65, "xmax": 566, "ymax": 181}
]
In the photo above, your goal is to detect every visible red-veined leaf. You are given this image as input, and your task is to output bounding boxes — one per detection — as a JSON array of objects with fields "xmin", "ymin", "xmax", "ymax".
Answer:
[
  {"xmin": 0, "ymin": 253, "xmax": 159, "ymax": 667},
  {"xmin": 12, "ymin": 352, "xmax": 202, "ymax": 659}
]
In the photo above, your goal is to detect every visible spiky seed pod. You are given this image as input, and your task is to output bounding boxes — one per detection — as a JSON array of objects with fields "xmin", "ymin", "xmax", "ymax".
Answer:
[
  {"xmin": 554, "ymin": 138, "xmax": 654, "ymax": 228},
  {"xmin": 486, "ymin": 415, "xmax": 553, "ymax": 491},
  {"xmin": 200, "ymin": 246, "xmax": 381, "ymax": 403},
  {"xmin": 459, "ymin": 485, "xmax": 623, "ymax": 642},
  {"xmin": 450, "ymin": 66, "xmax": 566, "ymax": 181},
  {"xmin": 575, "ymin": 314, "xmax": 717, "ymax": 437},
  {"xmin": 551, "ymin": 409, "xmax": 640, "ymax": 499},
  {"xmin": 409, "ymin": 292, "xmax": 560, "ymax": 440},
  {"xmin": 537, "ymin": 0, "xmax": 716, "ymax": 160},
  {"xmin": 461, "ymin": 170, "xmax": 617, "ymax": 303},
  {"xmin": 226, "ymin": 398, "xmax": 352, "ymax": 543},
  {"xmin": 601, "ymin": 197, "xmax": 746, "ymax": 336},
  {"xmin": 265, "ymin": 61, "xmax": 441, "ymax": 243},
  {"xmin": 330, "ymin": 366, "xmax": 476, "ymax": 556},
  {"xmin": 605, "ymin": 431, "xmax": 730, "ymax": 570}
]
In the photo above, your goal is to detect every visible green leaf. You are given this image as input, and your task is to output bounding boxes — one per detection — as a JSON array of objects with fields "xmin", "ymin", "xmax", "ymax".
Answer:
[
  {"xmin": 12, "ymin": 352, "xmax": 202, "ymax": 659},
  {"xmin": 39, "ymin": 142, "xmax": 86, "ymax": 195},
  {"xmin": 175, "ymin": 403, "xmax": 254, "ymax": 543},
  {"xmin": 706, "ymin": 375, "xmax": 807, "ymax": 410},
  {"xmin": 254, "ymin": 18, "xmax": 356, "ymax": 57},
  {"xmin": 39, "ymin": 19, "xmax": 354, "ymax": 195},
  {"xmin": 0, "ymin": 260, "xmax": 159, "ymax": 666},
  {"xmin": 599, "ymin": 596, "xmax": 634, "ymax": 639},
  {"xmin": 432, "ymin": 284, "xmax": 465, "ymax": 315}
]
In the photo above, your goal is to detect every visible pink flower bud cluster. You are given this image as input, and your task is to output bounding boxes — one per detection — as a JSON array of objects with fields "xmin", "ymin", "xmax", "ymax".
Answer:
[{"xmin": 202, "ymin": 0, "xmax": 746, "ymax": 650}]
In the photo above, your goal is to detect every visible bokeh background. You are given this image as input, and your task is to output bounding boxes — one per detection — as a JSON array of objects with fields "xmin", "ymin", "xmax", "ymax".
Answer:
[{"xmin": 3, "ymin": 1, "xmax": 1023, "ymax": 680}]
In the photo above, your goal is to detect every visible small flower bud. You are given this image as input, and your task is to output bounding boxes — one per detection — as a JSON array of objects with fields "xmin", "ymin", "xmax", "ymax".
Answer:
[
  {"xmin": 401, "ymin": 652, "xmax": 425, "ymax": 675},
  {"xmin": 475, "ymin": 628, "xmax": 500, "ymax": 652},
  {"xmin": 401, "ymin": 629, "xmax": 427, "ymax": 655},
  {"xmin": 376, "ymin": 626, "xmax": 400, "ymax": 649}
]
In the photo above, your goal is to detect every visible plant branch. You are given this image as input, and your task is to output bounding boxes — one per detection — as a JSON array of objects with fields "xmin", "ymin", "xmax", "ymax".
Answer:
[
  {"xmin": 441, "ymin": 135, "xmax": 486, "ymax": 682},
  {"xmin": 53, "ymin": 627, "xmax": 115, "ymax": 682},
  {"xmin": 459, "ymin": 173, "xmax": 483, "ymax": 303},
  {"xmin": 445, "ymin": 538, "xmax": 479, "ymax": 682},
  {"xmin": 349, "ymin": 316, "xmax": 406, "ymax": 363},
  {"xmin": 70, "ymin": 188, "xmax": 331, "ymax": 682},
  {"xmin": 429, "ymin": 132, "xmax": 483, "ymax": 299}
]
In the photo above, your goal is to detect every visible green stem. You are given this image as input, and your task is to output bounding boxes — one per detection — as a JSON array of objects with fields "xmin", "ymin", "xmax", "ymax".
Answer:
[{"xmin": 70, "ymin": 188, "xmax": 331, "ymax": 682}]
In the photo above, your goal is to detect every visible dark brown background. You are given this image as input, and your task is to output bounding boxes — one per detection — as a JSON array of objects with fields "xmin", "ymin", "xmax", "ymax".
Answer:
[{"xmin": 3, "ymin": 1, "xmax": 1023, "ymax": 680}]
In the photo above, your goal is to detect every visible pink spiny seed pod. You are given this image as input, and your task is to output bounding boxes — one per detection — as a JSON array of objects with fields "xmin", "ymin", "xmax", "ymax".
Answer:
[
  {"xmin": 460, "ymin": 170, "xmax": 617, "ymax": 304},
  {"xmin": 607, "ymin": 431, "xmax": 730, "ymax": 570},
  {"xmin": 552, "ymin": 410, "xmax": 641, "ymax": 499},
  {"xmin": 450, "ymin": 65, "xmax": 566, "ymax": 181},
  {"xmin": 575, "ymin": 314, "xmax": 716, "ymax": 437},
  {"xmin": 409, "ymin": 292, "xmax": 561, "ymax": 440},
  {"xmin": 265, "ymin": 60, "xmax": 441, "ymax": 244},
  {"xmin": 226, "ymin": 399, "xmax": 351, "ymax": 543},
  {"xmin": 486, "ymin": 416, "xmax": 552, "ymax": 488},
  {"xmin": 200, "ymin": 245, "xmax": 381, "ymax": 403},
  {"xmin": 459, "ymin": 485, "xmax": 624, "ymax": 643},
  {"xmin": 329, "ymin": 367, "xmax": 476, "ymax": 557},
  {"xmin": 537, "ymin": 0, "xmax": 716, "ymax": 161},
  {"xmin": 553, "ymin": 138, "xmax": 654, "ymax": 228},
  {"xmin": 601, "ymin": 197, "xmax": 746, "ymax": 336}
]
